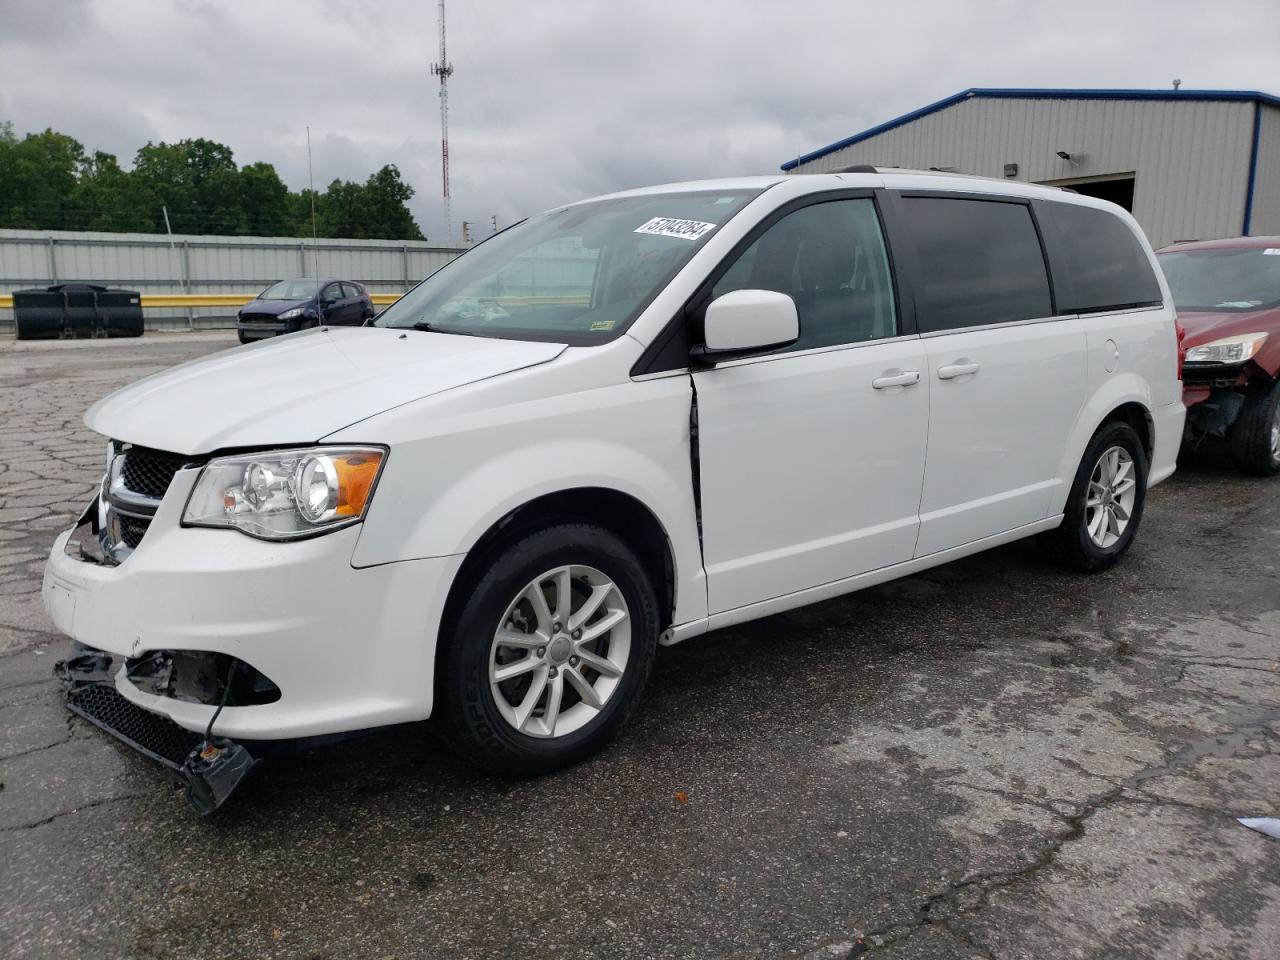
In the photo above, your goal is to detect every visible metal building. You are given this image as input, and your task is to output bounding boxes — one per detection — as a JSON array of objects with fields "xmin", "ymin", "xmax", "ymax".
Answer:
[{"xmin": 782, "ymin": 88, "xmax": 1280, "ymax": 249}]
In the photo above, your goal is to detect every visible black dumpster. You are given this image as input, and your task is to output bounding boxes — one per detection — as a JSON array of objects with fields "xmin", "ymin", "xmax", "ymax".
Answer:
[{"xmin": 12, "ymin": 284, "xmax": 144, "ymax": 340}]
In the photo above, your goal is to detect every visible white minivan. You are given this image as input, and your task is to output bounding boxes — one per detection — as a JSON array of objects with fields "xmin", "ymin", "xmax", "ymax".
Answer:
[{"xmin": 44, "ymin": 170, "xmax": 1184, "ymax": 810}]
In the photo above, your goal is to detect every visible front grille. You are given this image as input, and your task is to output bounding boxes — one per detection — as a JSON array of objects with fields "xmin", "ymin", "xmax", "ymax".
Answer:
[
  {"xmin": 118, "ymin": 514, "xmax": 150, "ymax": 548},
  {"xmin": 119, "ymin": 445, "xmax": 189, "ymax": 499},
  {"xmin": 66, "ymin": 681, "xmax": 203, "ymax": 768},
  {"xmin": 240, "ymin": 313, "xmax": 282, "ymax": 325}
]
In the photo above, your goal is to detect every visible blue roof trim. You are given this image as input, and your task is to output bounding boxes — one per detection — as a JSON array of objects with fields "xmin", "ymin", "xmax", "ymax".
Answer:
[
  {"xmin": 1244, "ymin": 102, "xmax": 1263, "ymax": 234},
  {"xmin": 780, "ymin": 87, "xmax": 1280, "ymax": 171}
]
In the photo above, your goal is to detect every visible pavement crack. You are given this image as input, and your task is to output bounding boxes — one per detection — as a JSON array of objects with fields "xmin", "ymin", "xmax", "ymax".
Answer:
[
  {"xmin": 0, "ymin": 793, "xmax": 145, "ymax": 831},
  {"xmin": 849, "ymin": 784, "xmax": 1126, "ymax": 955},
  {"xmin": 0, "ymin": 733, "xmax": 77, "ymax": 761}
]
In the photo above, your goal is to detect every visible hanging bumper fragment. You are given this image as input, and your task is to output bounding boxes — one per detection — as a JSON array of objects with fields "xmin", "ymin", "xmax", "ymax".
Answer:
[{"xmin": 55, "ymin": 646, "xmax": 260, "ymax": 816}]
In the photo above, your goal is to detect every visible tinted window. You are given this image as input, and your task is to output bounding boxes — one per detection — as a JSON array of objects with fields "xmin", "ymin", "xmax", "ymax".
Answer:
[
  {"xmin": 901, "ymin": 197, "xmax": 1052, "ymax": 332},
  {"xmin": 1041, "ymin": 201, "xmax": 1162, "ymax": 312},
  {"xmin": 342, "ymin": 282, "xmax": 361, "ymax": 299},
  {"xmin": 711, "ymin": 198, "xmax": 897, "ymax": 351}
]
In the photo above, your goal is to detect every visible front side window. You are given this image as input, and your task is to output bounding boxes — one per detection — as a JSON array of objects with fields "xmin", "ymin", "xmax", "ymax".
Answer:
[
  {"xmin": 710, "ymin": 198, "xmax": 897, "ymax": 351},
  {"xmin": 1041, "ymin": 201, "xmax": 1162, "ymax": 312},
  {"xmin": 1158, "ymin": 247, "xmax": 1280, "ymax": 312},
  {"xmin": 901, "ymin": 197, "xmax": 1053, "ymax": 332},
  {"xmin": 375, "ymin": 190, "xmax": 762, "ymax": 343}
]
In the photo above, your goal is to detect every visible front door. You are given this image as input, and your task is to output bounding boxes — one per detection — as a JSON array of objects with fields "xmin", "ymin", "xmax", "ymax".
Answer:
[{"xmin": 692, "ymin": 195, "xmax": 929, "ymax": 614}]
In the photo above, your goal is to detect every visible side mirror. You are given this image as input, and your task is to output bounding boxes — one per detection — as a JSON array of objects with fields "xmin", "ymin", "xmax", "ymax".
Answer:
[{"xmin": 693, "ymin": 289, "xmax": 798, "ymax": 365}]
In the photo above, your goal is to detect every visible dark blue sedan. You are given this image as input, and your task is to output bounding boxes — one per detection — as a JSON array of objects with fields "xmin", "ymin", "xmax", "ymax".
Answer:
[{"xmin": 236, "ymin": 278, "xmax": 375, "ymax": 343}]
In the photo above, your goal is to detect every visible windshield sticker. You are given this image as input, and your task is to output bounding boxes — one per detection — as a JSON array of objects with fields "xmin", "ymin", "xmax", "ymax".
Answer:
[
  {"xmin": 1264, "ymin": 248, "xmax": 1280, "ymax": 255},
  {"xmin": 589, "ymin": 320, "xmax": 615, "ymax": 331},
  {"xmin": 634, "ymin": 217, "xmax": 717, "ymax": 241}
]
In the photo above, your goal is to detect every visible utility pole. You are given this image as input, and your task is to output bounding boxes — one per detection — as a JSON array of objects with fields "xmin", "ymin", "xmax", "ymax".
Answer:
[{"xmin": 430, "ymin": 0, "xmax": 454, "ymax": 244}]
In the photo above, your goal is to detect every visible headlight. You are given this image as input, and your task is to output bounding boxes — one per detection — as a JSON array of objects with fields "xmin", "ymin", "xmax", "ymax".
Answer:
[
  {"xmin": 1184, "ymin": 332, "xmax": 1268, "ymax": 364},
  {"xmin": 183, "ymin": 446, "xmax": 385, "ymax": 540},
  {"xmin": 279, "ymin": 307, "xmax": 304, "ymax": 320}
]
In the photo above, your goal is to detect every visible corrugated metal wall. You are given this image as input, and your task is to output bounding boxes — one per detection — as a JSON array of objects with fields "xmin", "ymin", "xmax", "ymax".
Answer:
[
  {"xmin": 0, "ymin": 230, "xmax": 464, "ymax": 328},
  {"xmin": 1250, "ymin": 105, "xmax": 1280, "ymax": 236},
  {"xmin": 791, "ymin": 96, "xmax": 1259, "ymax": 248}
]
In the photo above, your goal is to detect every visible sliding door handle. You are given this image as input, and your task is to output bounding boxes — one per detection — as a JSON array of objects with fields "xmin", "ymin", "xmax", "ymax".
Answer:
[
  {"xmin": 937, "ymin": 360, "xmax": 980, "ymax": 380},
  {"xmin": 871, "ymin": 370, "xmax": 921, "ymax": 390}
]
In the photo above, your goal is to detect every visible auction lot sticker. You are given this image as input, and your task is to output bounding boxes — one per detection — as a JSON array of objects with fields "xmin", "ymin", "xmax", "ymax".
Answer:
[{"xmin": 634, "ymin": 217, "xmax": 717, "ymax": 241}]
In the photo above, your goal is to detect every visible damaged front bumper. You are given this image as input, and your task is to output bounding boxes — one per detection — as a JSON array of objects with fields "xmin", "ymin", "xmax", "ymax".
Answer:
[{"xmin": 56, "ymin": 645, "xmax": 258, "ymax": 815}]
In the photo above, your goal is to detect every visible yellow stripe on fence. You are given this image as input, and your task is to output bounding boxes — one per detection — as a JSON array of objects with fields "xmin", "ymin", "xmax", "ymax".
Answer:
[{"xmin": 0, "ymin": 293, "xmax": 591, "ymax": 309}]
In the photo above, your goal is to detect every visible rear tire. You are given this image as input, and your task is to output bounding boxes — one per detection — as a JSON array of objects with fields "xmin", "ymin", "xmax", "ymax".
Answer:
[
  {"xmin": 1039, "ymin": 421, "xmax": 1148, "ymax": 573},
  {"xmin": 1228, "ymin": 381, "xmax": 1280, "ymax": 476},
  {"xmin": 438, "ymin": 523, "xmax": 659, "ymax": 776}
]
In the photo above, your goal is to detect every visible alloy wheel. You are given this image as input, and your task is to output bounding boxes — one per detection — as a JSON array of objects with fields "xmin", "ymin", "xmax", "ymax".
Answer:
[
  {"xmin": 1085, "ymin": 445, "xmax": 1137, "ymax": 549},
  {"xmin": 489, "ymin": 565, "xmax": 631, "ymax": 738}
]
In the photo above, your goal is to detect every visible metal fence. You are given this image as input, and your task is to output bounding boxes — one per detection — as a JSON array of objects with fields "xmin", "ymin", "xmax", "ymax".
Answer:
[{"xmin": 0, "ymin": 229, "xmax": 465, "ymax": 331}]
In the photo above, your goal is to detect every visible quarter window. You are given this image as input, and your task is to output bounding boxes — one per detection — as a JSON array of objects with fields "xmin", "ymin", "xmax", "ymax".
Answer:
[
  {"xmin": 710, "ymin": 198, "xmax": 897, "ymax": 351},
  {"xmin": 1040, "ymin": 201, "xmax": 1162, "ymax": 312},
  {"xmin": 901, "ymin": 197, "xmax": 1053, "ymax": 332}
]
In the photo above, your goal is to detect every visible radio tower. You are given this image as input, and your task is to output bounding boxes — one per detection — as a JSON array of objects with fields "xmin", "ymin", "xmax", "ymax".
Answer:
[{"xmin": 430, "ymin": 0, "xmax": 454, "ymax": 244}]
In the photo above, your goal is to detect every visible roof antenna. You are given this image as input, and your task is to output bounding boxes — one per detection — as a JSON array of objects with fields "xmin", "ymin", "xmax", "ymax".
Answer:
[{"xmin": 1172, "ymin": 78, "xmax": 1182, "ymax": 90}]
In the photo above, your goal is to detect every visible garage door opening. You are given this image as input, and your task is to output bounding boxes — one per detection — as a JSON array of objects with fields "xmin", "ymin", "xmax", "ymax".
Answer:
[{"xmin": 1042, "ymin": 173, "xmax": 1136, "ymax": 212}]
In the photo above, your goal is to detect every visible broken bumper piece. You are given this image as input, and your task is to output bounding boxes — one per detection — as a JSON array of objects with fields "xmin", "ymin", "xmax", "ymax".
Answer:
[{"xmin": 57, "ymin": 648, "xmax": 259, "ymax": 816}]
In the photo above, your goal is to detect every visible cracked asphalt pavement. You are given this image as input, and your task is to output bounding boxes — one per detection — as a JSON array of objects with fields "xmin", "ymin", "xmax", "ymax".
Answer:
[{"xmin": 2, "ymin": 333, "xmax": 1278, "ymax": 959}]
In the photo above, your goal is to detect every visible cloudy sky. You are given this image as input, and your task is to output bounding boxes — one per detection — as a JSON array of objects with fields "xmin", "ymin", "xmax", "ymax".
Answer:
[{"xmin": 2, "ymin": 0, "xmax": 1279, "ymax": 243}]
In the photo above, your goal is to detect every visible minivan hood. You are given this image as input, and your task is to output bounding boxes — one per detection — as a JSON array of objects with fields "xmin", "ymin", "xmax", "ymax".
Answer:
[
  {"xmin": 1177, "ymin": 306, "xmax": 1280, "ymax": 347},
  {"xmin": 86, "ymin": 327, "xmax": 566, "ymax": 455}
]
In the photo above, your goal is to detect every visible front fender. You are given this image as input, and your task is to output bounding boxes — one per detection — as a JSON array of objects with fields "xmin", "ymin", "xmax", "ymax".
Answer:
[{"xmin": 345, "ymin": 372, "xmax": 706, "ymax": 625}]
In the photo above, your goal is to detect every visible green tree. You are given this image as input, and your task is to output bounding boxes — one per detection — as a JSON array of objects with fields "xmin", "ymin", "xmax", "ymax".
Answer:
[
  {"xmin": 360, "ymin": 164, "xmax": 425, "ymax": 240},
  {"xmin": 239, "ymin": 161, "xmax": 292, "ymax": 236},
  {"xmin": 131, "ymin": 138, "xmax": 242, "ymax": 234},
  {"xmin": 315, "ymin": 164, "xmax": 424, "ymax": 240},
  {"xmin": 72, "ymin": 150, "xmax": 154, "ymax": 232},
  {"xmin": 0, "ymin": 123, "xmax": 426, "ymax": 240},
  {"xmin": 0, "ymin": 127, "xmax": 86, "ymax": 229}
]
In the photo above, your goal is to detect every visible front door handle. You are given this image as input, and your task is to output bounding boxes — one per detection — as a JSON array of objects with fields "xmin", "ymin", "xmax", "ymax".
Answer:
[
  {"xmin": 871, "ymin": 369, "xmax": 921, "ymax": 390},
  {"xmin": 937, "ymin": 360, "xmax": 980, "ymax": 380}
]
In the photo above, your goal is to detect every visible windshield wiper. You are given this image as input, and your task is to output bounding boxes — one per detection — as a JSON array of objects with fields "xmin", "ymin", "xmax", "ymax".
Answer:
[{"xmin": 405, "ymin": 321, "xmax": 479, "ymax": 337}]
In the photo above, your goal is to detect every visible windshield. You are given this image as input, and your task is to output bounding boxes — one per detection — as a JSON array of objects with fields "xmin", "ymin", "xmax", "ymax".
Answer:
[
  {"xmin": 260, "ymin": 279, "xmax": 321, "ymax": 301},
  {"xmin": 1158, "ymin": 248, "xmax": 1280, "ymax": 312},
  {"xmin": 375, "ymin": 189, "xmax": 763, "ymax": 343}
]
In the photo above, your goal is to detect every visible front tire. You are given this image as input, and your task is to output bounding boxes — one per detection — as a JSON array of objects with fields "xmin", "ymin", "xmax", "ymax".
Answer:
[
  {"xmin": 1039, "ymin": 421, "xmax": 1148, "ymax": 573},
  {"xmin": 438, "ymin": 523, "xmax": 660, "ymax": 776},
  {"xmin": 1229, "ymin": 381, "xmax": 1280, "ymax": 476}
]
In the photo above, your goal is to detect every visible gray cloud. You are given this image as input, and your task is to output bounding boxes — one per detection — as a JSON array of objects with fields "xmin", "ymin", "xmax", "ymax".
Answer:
[{"xmin": 2, "ymin": 0, "xmax": 1278, "ymax": 243}]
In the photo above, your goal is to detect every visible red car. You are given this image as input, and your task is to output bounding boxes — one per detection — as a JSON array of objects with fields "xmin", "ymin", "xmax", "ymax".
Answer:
[{"xmin": 1157, "ymin": 236, "xmax": 1280, "ymax": 475}]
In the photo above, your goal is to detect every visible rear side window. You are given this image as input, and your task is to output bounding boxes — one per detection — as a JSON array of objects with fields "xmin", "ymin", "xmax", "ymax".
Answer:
[
  {"xmin": 901, "ymin": 197, "xmax": 1053, "ymax": 333},
  {"xmin": 710, "ymin": 198, "xmax": 897, "ymax": 351},
  {"xmin": 1040, "ymin": 201, "xmax": 1162, "ymax": 312},
  {"xmin": 342, "ymin": 282, "xmax": 362, "ymax": 299}
]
